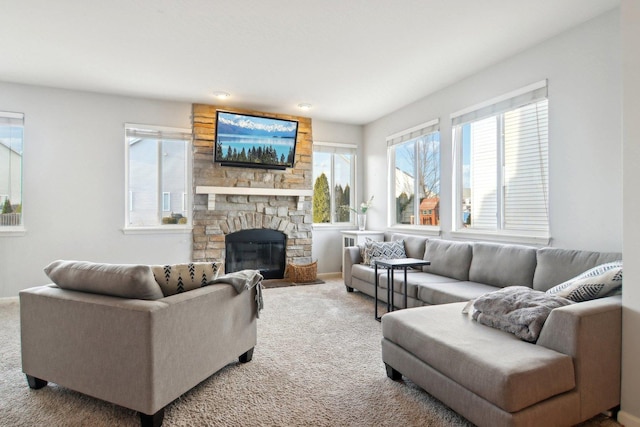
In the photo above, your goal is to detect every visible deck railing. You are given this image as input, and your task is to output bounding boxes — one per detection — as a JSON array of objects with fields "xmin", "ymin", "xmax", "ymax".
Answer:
[{"xmin": 0, "ymin": 213, "xmax": 21, "ymax": 226}]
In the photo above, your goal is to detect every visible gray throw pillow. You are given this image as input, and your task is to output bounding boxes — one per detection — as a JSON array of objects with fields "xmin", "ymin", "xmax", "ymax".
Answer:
[
  {"xmin": 545, "ymin": 261, "xmax": 622, "ymax": 302},
  {"xmin": 44, "ymin": 260, "xmax": 164, "ymax": 300},
  {"xmin": 365, "ymin": 239, "xmax": 407, "ymax": 267}
]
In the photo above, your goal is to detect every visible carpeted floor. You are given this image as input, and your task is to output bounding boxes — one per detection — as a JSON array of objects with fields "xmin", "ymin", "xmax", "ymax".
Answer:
[{"xmin": 0, "ymin": 278, "xmax": 621, "ymax": 426}]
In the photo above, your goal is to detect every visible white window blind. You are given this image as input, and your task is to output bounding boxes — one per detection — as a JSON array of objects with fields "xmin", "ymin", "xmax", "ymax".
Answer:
[
  {"xmin": 387, "ymin": 119, "xmax": 439, "ymax": 147},
  {"xmin": 453, "ymin": 80, "xmax": 549, "ymax": 235},
  {"xmin": 503, "ymin": 100, "xmax": 549, "ymax": 231}
]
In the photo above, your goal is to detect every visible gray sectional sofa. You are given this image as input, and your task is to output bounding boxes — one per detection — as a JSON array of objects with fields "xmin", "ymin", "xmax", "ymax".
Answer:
[{"xmin": 343, "ymin": 233, "xmax": 622, "ymax": 427}]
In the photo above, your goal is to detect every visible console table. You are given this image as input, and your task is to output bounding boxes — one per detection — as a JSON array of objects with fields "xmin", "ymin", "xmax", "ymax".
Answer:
[
  {"xmin": 374, "ymin": 258, "xmax": 431, "ymax": 321},
  {"xmin": 341, "ymin": 230, "xmax": 384, "ymax": 249}
]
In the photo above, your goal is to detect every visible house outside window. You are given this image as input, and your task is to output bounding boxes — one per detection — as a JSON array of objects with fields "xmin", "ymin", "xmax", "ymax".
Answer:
[
  {"xmin": 452, "ymin": 80, "xmax": 549, "ymax": 240},
  {"xmin": 125, "ymin": 124, "xmax": 191, "ymax": 229},
  {"xmin": 312, "ymin": 142, "xmax": 356, "ymax": 225},
  {"xmin": 0, "ymin": 112, "xmax": 24, "ymax": 231},
  {"xmin": 387, "ymin": 119, "xmax": 440, "ymax": 228}
]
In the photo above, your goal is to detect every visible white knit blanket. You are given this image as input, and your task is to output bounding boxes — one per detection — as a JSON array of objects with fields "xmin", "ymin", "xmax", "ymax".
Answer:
[{"xmin": 463, "ymin": 286, "xmax": 573, "ymax": 342}]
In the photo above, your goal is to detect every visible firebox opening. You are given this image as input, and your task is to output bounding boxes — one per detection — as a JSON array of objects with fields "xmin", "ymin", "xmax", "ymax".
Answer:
[{"xmin": 225, "ymin": 229, "xmax": 286, "ymax": 279}]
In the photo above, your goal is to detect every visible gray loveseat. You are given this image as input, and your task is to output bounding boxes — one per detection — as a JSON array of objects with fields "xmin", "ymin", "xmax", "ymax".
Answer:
[
  {"xmin": 20, "ymin": 262, "xmax": 259, "ymax": 427},
  {"xmin": 343, "ymin": 233, "xmax": 622, "ymax": 426}
]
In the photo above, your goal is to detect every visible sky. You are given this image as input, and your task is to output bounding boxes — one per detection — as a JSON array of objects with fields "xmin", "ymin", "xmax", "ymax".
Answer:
[{"xmin": 0, "ymin": 126, "xmax": 23, "ymax": 154}]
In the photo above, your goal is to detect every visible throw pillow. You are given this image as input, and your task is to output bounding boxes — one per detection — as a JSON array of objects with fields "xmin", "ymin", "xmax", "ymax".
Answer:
[
  {"xmin": 44, "ymin": 260, "xmax": 164, "ymax": 300},
  {"xmin": 545, "ymin": 261, "xmax": 622, "ymax": 302},
  {"xmin": 150, "ymin": 262, "xmax": 221, "ymax": 296},
  {"xmin": 365, "ymin": 239, "xmax": 407, "ymax": 267}
]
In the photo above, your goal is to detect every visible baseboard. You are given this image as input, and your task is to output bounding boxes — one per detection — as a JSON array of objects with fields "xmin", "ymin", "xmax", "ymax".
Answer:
[
  {"xmin": 618, "ymin": 410, "xmax": 640, "ymax": 427},
  {"xmin": 317, "ymin": 272, "xmax": 341, "ymax": 280}
]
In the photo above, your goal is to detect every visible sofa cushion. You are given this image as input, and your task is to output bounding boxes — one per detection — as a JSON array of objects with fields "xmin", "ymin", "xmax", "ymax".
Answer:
[
  {"xmin": 533, "ymin": 247, "xmax": 622, "ymax": 291},
  {"xmin": 351, "ymin": 263, "xmax": 379, "ymax": 285},
  {"xmin": 382, "ymin": 303, "xmax": 576, "ymax": 413},
  {"xmin": 44, "ymin": 260, "xmax": 164, "ymax": 300},
  {"xmin": 468, "ymin": 242, "xmax": 537, "ymax": 288},
  {"xmin": 417, "ymin": 280, "xmax": 499, "ymax": 305},
  {"xmin": 422, "ymin": 239, "xmax": 472, "ymax": 280},
  {"xmin": 391, "ymin": 233, "xmax": 428, "ymax": 260},
  {"xmin": 546, "ymin": 261, "xmax": 622, "ymax": 302},
  {"xmin": 150, "ymin": 262, "xmax": 221, "ymax": 296},
  {"xmin": 377, "ymin": 271, "xmax": 440, "ymax": 300},
  {"xmin": 364, "ymin": 239, "xmax": 406, "ymax": 267}
]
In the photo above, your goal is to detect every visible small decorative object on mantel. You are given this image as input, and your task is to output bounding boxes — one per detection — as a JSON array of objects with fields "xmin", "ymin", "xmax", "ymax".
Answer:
[{"xmin": 343, "ymin": 196, "xmax": 374, "ymax": 231}]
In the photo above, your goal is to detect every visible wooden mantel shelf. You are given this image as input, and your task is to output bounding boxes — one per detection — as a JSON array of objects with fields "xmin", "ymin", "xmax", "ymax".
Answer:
[{"xmin": 195, "ymin": 186, "xmax": 313, "ymax": 210}]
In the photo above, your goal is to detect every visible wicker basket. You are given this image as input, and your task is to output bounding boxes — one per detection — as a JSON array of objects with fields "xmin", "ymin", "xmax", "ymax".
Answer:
[{"xmin": 286, "ymin": 261, "xmax": 318, "ymax": 283}]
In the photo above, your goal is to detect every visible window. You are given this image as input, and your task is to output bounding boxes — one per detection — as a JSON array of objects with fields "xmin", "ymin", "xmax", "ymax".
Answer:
[
  {"xmin": 125, "ymin": 124, "xmax": 191, "ymax": 229},
  {"xmin": 387, "ymin": 119, "xmax": 440, "ymax": 227},
  {"xmin": 312, "ymin": 143, "xmax": 356, "ymax": 224},
  {"xmin": 452, "ymin": 80, "xmax": 549, "ymax": 237},
  {"xmin": 0, "ymin": 112, "xmax": 24, "ymax": 230}
]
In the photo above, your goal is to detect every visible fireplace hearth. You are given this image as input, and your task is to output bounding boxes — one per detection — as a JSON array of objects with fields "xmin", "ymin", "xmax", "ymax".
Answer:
[{"xmin": 225, "ymin": 229, "xmax": 286, "ymax": 279}]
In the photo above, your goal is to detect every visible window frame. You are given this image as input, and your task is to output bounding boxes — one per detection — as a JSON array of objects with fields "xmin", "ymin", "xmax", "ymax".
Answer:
[
  {"xmin": 312, "ymin": 141, "xmax": 357, "ymax": 227},
  {"xmin": 0, "ymin": 111, "xmax": 25, "ymax": 236},
  {"xmin": 123, "ymin": 123, "xmax": 192, "ymax": 234},
  {"xmin": 386, "ymin": 119, "xmax": 441, "ymax": 234},
  {"xmin": 450, "ymin": 80, "xmax": 550, "ymax": 245}
]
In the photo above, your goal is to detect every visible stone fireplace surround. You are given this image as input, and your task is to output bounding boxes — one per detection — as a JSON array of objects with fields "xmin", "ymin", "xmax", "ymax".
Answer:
[{"xmin": 191, "ymin": 104, "xmax": 313, "ymax": 277}]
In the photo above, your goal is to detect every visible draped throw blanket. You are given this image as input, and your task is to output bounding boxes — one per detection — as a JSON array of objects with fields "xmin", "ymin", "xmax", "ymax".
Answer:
[
  {"xmin": 463, "ymin": 286, "xmax": 573, "ymax": 342},
  {"xmin": 208, "ymin": 269, "xmax": 264, "ymax": 317}
]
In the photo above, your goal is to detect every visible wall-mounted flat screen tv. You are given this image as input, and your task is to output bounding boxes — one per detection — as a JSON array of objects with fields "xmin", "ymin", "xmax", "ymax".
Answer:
[{"xmin": 214, "ymin": 111, "xmax": 298, "ymax": 170}]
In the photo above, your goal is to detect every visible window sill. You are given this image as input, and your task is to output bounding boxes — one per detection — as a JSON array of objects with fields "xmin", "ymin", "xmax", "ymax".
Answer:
[
  {"xmin": 122, "ymin": 226, "xmax": 193, "ymax": 235},
  {"xmin": 312, "ymin": 223, "xmax": 356, "ymax": 231},
  {"xmin": 0, "ymin": 227, "xmax": 26, "ymax": 237},
  {"xmin": 388, "ymin": 225, "xmax": 442, "ymax": 237},
  {"xmin": 450, "ymin": 229, "xmax": 550, "ymax": 246}
]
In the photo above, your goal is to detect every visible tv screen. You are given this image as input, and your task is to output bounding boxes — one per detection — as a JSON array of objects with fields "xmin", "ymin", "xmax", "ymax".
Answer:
[{"xmin": 214, "ymin": 111, "xmax": 298, "ymax": 170}]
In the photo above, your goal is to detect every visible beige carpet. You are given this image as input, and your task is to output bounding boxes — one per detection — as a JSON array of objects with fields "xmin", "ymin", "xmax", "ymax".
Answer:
[{"xmin": 0, "ymin": 279, "xmax": 621, "ymax": 426}]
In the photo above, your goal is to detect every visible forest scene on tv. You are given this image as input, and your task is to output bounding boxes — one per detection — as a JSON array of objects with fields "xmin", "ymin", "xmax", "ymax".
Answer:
[{"xmin": 215, "ymin": 112, "xmax": 297, "ymax": 167}]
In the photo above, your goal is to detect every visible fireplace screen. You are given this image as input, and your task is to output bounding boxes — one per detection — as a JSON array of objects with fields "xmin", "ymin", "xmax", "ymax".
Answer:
[{"xmin": 225, "ymin": 229, "xmax": 286, "ymax": 279}]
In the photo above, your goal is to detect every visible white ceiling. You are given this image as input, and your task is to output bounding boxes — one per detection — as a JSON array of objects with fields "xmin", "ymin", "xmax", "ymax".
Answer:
[{"xmin": 0, "ymin": 0, "xmax": 619, "ymax": 125}]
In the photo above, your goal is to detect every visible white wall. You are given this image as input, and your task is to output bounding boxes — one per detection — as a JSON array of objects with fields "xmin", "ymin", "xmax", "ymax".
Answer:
[
  {"xmin": 0, "ymin": 87, "xmax": 362, "ymax": 294},
  {"xmin": 0, "ymin": 82, "xmax": 193, "ymax": 297},
  {"xmin": 621, "ymin": 1, "xmax": 640, "ymax": 425},
  {"xmin": 363, "ymin": 9, "xmax": 622, "ymax": 253},
  {"xmin": 310, "ymin": 119, "xmax": 363, "ymax": 274}
]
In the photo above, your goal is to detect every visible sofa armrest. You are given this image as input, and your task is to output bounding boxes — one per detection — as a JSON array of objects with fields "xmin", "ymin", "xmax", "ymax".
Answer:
[
  {"xmin": 343, "ymin": 246, "xmax": 362, "ymax": 287},
  {"xmin": 536, "ymin": 295, "xmax": 621, "ymax": 420}
]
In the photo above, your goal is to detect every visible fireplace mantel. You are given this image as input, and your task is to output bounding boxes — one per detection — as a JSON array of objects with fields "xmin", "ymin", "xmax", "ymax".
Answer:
[{"xmin": 196, "ymin": 186, "xmax": 313, "ymax": 210}]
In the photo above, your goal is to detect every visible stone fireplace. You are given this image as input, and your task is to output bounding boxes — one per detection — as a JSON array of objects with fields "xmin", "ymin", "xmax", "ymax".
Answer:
[{"xmin": 191, "ymin": 104, "xmax": 313, "ymax": 277}]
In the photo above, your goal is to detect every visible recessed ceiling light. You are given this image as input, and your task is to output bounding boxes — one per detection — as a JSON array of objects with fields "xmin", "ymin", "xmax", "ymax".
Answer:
[
  {"xmin": 213, "ymin": 91, "xmax": 231, "ymax": 99},
  {"xmin": 298, "ymin": 103, "xmax": 312, "ymax": 111}
]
